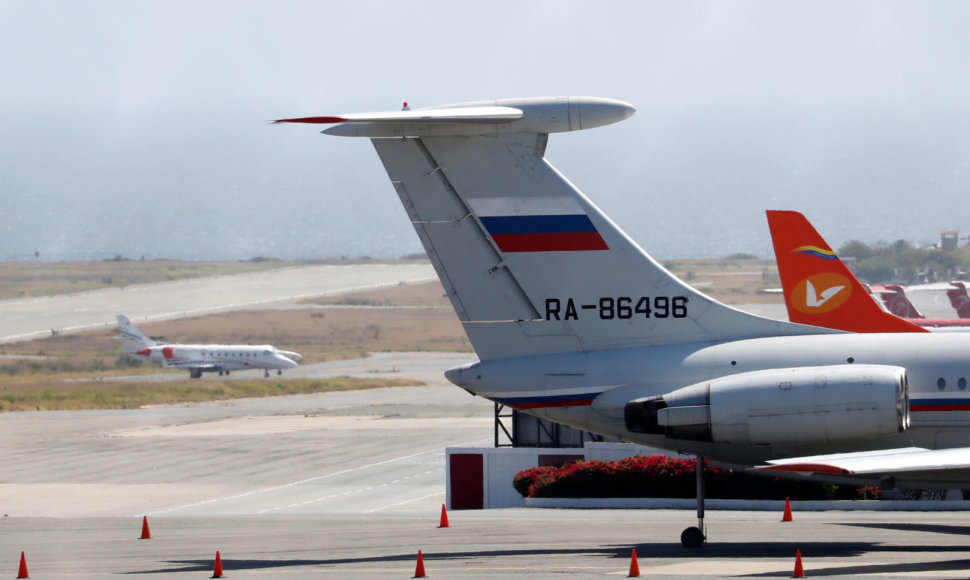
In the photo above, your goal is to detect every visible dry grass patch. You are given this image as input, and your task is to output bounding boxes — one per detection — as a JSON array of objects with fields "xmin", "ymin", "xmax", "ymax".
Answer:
[
  {"xmin": 0, "ymin": 376, "xmax": 420, "ymax": 412},
  {"xmin": 307, "ymin": 280, "xmax": 452, "ymax": 308},
  {"xmin": 662, "ymin": 258, "xmax": 784, "ymax": 305}
]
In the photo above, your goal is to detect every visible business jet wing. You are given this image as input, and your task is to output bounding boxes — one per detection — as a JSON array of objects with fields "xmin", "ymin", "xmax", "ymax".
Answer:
[
  {"xmin": 758, "ymin": 447, "xmax": 970, "ymax": 481},
  {"xmin": 162, "ymin": 360, "xmax": 219, "ymax": 371}
]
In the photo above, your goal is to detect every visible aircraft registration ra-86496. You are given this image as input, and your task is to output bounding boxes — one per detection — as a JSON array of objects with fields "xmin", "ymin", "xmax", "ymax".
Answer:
[
  {"xmin": 117, "ymin": 315, "xmax": 302, "ymax": 379},
  {"xmin": 277, "ymin": 97, "xmax": 970, "ymax": 547}
]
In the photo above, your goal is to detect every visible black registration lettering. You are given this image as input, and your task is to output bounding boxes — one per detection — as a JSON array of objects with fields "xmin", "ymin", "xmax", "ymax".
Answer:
[{"xmin": 547, "ymin": 296, "xmax": 689, "ymax": 321}]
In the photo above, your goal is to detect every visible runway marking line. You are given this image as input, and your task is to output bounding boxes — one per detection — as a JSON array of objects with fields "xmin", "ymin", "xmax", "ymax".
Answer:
[{"xmin": 143, "ymin": 437, "xmax": 487, "ymax": 516}]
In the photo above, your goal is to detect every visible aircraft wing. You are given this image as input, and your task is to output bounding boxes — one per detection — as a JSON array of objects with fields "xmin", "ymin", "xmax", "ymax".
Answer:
[
  {"xmin": 757, "ymin": 447, "xmax": 970, "ymax": 476},
  {"xmin": 163, "ymin": 360, "xmax": 220, "ymax": 371}
]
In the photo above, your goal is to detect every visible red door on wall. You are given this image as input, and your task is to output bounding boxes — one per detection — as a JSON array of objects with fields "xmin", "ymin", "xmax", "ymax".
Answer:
[{"xmin": 449, "ymin": 453, "xmax": 484, "ymax": 509}]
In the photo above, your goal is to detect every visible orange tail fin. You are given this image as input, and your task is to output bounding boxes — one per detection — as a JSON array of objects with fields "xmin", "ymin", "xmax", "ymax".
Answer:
[{"xmin": 766, "ymin": 210, "xmax": 926, "ymax": 333}]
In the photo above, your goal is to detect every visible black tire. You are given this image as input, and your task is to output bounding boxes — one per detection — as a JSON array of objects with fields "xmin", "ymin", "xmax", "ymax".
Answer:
[{"xmin": 681, "ymin": 526, "xmax": 704, "ymax": 548}]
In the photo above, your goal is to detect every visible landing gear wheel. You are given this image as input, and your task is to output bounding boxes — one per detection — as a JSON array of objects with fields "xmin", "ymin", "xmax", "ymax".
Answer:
[
  {"xmin": 681, "ymin": 526, "xmax": 705, "ymax": 548},
  {"xmin": 265, "ymin": 370, "xmax": 270, "ymax": 378},
  {"xmin": 277, "ymin": 369, "xmax": 282, "ymax": 376}
]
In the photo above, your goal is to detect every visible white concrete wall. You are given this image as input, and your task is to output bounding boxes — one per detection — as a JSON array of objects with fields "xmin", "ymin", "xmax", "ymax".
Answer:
[{"xmin": 447, "ymin": 442, "xmax": 657, "ymax": 509}]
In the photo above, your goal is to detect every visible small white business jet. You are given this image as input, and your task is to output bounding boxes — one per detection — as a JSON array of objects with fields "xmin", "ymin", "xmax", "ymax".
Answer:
[
  {"xmin": 277, "ymin": 97, "xmax": 970, "ymax": 547},
  {"xmin": 117, "ymin": 315, "xmax": 301, "ymax": 379}
]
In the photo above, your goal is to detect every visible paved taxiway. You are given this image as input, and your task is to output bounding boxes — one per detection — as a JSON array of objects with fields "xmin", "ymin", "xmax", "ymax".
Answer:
[
  {"xmin": 0, "ymin": 263, "xmax": 435, "ymax": 343},
  {"xmin": 2, "ymin": 352, "xmax": 970, "ymax": 577}
]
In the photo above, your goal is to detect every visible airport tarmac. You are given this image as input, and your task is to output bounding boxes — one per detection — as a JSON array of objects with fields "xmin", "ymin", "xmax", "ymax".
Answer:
[
  {"xmin": 1, "ymin": 352, "xmax": 970, "ymax": 577},
  {"xmin": 3, "ymin": 271, "xmax": 969, "ymax": 577}
]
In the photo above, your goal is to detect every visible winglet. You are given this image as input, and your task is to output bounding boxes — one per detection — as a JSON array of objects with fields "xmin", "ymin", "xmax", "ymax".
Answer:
[{"xmin": 766, "ymin": 210, "xmax": 927, "ymax": 333}]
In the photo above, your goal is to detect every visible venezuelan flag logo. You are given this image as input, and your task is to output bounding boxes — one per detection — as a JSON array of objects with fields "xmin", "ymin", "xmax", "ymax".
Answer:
[{"xmin": 793, "ymin": 245, "xmax": 838, "ymax": 260}]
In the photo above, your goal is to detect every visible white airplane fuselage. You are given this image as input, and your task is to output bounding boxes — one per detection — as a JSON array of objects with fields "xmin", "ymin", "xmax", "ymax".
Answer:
[
  {"xmin": 134, "ymin": 344, "xmax": 300, "ymax": 372},
  {"xmin": 448, "ymin": 332, "xmax": 970, "ymax": 480}
]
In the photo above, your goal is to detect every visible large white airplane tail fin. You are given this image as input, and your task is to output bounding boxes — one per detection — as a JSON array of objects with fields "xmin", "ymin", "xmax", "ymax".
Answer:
[
  {"xmin": 117, "ymin": 315, "xmax": 157, "ymax": 354},
  {"xmin": 277, "ymin": 97, "xmax": 831, "ymax": 360}
]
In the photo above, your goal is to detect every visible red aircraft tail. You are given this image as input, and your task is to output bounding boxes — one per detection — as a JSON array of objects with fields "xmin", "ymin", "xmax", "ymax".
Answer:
[
  {"xmin": 947, "ymin": 282, "xmax": 970, "ymax": 318},
  {"xmin": 878, "ymin": 285, "xmax": 925, "ymax": 319},
  {"xmin": 766, "ymin": 210, "xmax": 927, "ymax": 333}
]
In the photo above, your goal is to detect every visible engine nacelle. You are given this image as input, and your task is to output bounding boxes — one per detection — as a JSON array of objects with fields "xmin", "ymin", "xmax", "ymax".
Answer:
[{"xmin": 625, "ymin": 365, "xmax": 909, "ymax": 445}]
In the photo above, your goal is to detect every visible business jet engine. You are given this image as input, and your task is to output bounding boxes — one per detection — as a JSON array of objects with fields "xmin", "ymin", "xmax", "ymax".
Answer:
[{"xmin": 625, "ymin": 364, "xmax": 908, "ymax": 445}]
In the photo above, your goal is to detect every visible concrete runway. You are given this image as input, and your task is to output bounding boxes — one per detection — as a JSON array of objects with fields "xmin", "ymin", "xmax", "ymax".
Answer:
[{"xmin": 0, "ymin": 262, "xmax": 435, "ymax": 343}]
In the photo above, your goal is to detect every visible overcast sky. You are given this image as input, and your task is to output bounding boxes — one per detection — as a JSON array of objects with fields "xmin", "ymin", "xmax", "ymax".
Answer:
[{"xmin": 2, "ymin": 1, "xmax": 970, "ymax": 261}]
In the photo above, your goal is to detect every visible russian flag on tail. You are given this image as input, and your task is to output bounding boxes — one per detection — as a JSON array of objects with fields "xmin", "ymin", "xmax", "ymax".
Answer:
[{"xmin": 469, "ymin": 196, "xmax": 609, "ymax": 253}]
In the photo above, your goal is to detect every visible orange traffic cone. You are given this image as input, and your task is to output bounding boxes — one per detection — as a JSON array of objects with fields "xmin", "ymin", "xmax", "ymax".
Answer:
[
  {"xmin": 792, "ymin": 548, "xmax": 805, "ymax": 578},
  {"xmin": 211, "ymin": 551, "xmax": 224, "ymax": 578},
  {"xmin": 438, "ymin": 504, "xmax": 450, "ymax": 528},
  {"xmin": 782, "ymin": 497, "xmax": 793, "ymax": 522},
  {"xmin": 628, "ymin": 548, "xmax": 640, "ymax": 577},
  {"xmin": 16, "ymin": 551, "xmax": 28, "ymax": 579},
  {"xmin": 140, "ymin": 515, "xmax": 151, "ymax": 539},
  {"xmin": 413, "ymin": 550, "xmax": 426, "ymax": 578}
]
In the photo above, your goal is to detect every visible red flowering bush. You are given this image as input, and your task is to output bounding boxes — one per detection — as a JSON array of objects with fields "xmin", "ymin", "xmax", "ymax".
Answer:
[{"xmin": 513, "ymin": 455, "xmax": 880, "ymax": 500}]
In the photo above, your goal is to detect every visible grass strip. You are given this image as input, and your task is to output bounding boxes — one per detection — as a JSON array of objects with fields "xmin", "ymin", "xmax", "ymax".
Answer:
[{"xmin": 0, "ymin": 376, "xmax": 421, "ymax": 412}]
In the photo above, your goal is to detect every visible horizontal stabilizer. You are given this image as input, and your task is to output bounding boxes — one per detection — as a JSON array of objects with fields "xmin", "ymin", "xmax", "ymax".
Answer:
[
  {"xmin": 272, "ymin": 106, "xmax": 523, "ymax": 126},
  {"xmin": 275, "ymin": 97, "xmax": 636, "ymax": 138}
]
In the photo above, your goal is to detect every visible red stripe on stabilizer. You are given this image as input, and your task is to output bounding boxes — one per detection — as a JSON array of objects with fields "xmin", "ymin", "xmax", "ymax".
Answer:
[
  {"xmin": 508, "ymin": 399, "xmax": 595, "ymax": 410},
  {"xmin": 492, "ymin": 233, "xmax": 609, "ymax": 252},
  {"xmin": 760, "ymin": 463, "xmax": 850, "ymax": 475},
  {"xmin": 272, "ymin": 116, "xmax": 347, "ymax": 124},
  {"xmin": 911, "ymin": 404, "xmax": 970, "ymax": 412}
]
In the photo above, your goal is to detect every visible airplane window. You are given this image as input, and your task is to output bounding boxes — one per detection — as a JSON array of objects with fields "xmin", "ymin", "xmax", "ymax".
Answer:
[
  {"xmin": 937, "ymin": 377, "xmax": 947, "ymax": 390},
  {"xmin": 960, "ymin": 378, "xmax": 967, "ymax": 390}
]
